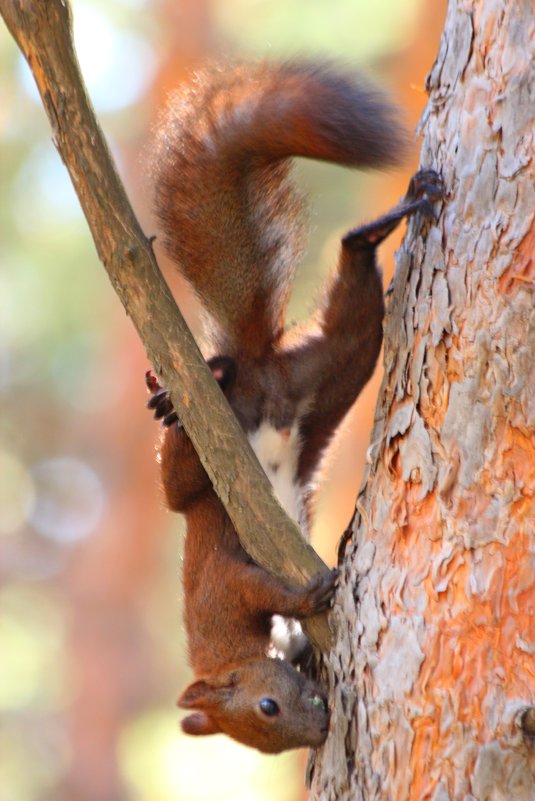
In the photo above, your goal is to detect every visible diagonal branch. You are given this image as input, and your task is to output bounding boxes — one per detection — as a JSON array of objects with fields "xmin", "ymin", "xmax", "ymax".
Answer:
[{"xmin": 0, "ymin": 0, "xmax": 332, "ymax": 649}]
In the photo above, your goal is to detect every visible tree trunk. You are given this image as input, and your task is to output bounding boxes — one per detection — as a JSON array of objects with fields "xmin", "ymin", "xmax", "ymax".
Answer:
[{"xmin": 311, "ymin": 2, "xmax": 535, "ymax": 799}]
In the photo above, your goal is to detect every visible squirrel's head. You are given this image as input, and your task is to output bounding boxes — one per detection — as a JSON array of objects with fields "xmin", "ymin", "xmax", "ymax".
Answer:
[{"xmin": 177, "ymin": 658, "xmax": 330, "ymax": 753}]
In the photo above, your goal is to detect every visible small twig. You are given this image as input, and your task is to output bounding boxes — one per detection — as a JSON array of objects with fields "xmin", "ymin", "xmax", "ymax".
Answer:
[{"xmin": 0, "ymin": 0, "xmax": 332, "ymax": 650}]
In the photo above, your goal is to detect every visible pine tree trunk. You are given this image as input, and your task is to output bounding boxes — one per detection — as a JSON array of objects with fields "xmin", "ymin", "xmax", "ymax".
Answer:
[{"xmin": 311, "ymin": 2, "xmax": 535, "ymax": 799}]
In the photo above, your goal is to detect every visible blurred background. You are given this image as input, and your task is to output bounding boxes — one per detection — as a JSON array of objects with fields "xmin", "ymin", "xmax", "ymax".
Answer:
[{"xmin": 0, "ymin": 1, "xmax": 445, "ymax": 799}]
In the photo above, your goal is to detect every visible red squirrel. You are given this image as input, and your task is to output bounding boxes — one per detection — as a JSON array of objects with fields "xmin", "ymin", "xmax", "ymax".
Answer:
[
  {"xmin": 147, "ymin": 367, "xmax": 336, "ymax": 752},
  {"xmin": 147, "ymin": 61, "xmax": 443, "ymax": 752}
]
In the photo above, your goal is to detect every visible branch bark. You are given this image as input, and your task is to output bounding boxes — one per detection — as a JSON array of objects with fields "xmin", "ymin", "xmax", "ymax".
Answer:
[{"xmin": 0, "ymin": 0, "xmax": 332, "ymax": 648}]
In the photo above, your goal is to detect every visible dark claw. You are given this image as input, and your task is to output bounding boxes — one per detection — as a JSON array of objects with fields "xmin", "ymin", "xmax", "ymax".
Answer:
[
  {"xmin": 406, "ymin": 169, "xmax": 445, "ymax": 205},
  {"xmin": 163, "ymin": 411, "xmax": 180, "ymax": 427},
  {"xmin": 145, "ymin": 369, "xmax": 181, "ymax": 428},
  {"xmin": 147, "ymin": 388, "xmax": 168, "ymax": 410},
  {"xmin": 305, "ymin": 568, "xmax": 339, "ymax": 614},
  {"xmin": 147, "ymin": 389, "xmax": 174, "ymax": 418}
]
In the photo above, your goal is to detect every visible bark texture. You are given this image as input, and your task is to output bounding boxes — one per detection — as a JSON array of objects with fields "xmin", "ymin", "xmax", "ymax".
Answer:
[{"xmin": 311, "ymin": 2, "xmax": 535, "ymax": 799}]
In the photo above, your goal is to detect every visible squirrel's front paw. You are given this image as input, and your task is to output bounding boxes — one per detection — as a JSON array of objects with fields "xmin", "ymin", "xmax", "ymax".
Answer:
[
  {"xmin": 145, "ymin": 370, "xmax": 180, "ymax": 428},
  {"xmin": 299, "ymin": 568, "xmax": 339, "ymax": 617}
]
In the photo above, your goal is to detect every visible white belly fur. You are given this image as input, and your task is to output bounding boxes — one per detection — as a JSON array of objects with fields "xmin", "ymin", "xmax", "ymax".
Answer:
[
  {"xmin": 247, "ymin": 420, "xmax": 307, "ymax": 535},
  {"xmin": 247, "ymin": 420, "xmax": 309, "ymax": 660}
]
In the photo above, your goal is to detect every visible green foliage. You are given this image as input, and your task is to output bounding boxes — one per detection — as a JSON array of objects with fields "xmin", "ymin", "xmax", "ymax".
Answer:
[{"xmin": 213, "ymin": 0, "xmax": 422, "ymax": 61}]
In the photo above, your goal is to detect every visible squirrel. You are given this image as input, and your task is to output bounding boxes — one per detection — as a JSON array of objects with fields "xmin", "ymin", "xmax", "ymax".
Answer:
[
  {"xmin": 147, "ymin": 367, "xmax": 336, "ymax": 753},
  {"xmin": 147, "ymin": 60, "xmax": 443, "ymax": 752}
]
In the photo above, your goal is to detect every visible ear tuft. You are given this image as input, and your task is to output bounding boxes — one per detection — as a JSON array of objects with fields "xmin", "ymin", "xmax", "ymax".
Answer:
[
  {"xmin": 177, "ymin": 680, "xmax": 214, "ymax": 709},
  {"xmin": 181, "ymin": 711, "xmax": 222, "ymax": 736},
  {"xmin": 178, "ymin": 673, "xmax": 238, "ymax": 709}
]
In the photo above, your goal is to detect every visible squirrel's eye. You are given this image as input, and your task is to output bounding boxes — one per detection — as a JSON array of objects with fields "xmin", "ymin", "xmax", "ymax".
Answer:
[{"xmin": 259, "ymin": 698, "xmax": 280, "ymax": 717}]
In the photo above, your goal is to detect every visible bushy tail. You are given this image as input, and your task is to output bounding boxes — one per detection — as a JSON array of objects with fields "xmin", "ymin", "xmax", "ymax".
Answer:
[{"xmin": 151, "ymin": 61, "xmax": 407, "ymax": 357}]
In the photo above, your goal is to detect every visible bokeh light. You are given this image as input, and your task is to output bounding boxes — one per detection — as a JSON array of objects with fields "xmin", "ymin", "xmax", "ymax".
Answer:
[
  {"xmin": 29, "ymin": 457, "xmax": 105, "ymax": 544},
  {"xmin": 17, "ymin": 2, "xmax": 157, "ymax": 114}
]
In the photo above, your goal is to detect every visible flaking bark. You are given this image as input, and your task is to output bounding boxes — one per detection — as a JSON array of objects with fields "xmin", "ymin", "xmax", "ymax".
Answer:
[{"xmin": 311, "ymin": 1, "xmax": 535, "ymax": 799}]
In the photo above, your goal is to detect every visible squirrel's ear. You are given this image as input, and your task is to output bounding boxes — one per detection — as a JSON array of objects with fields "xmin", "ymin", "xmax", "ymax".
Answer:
[
  {"xmin": 178, "ymin": 680, "xmax": 214, "ymax": 708},
  {"xmin": 181, "ymin": 711, "xmax": 222, "ymax": 736},
  {"xmin": 178, "ymin": 675, "xmax": 237, "ymax": 709}
]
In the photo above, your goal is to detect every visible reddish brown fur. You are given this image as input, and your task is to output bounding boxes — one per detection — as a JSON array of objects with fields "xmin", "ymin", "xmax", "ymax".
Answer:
[
  {"xmin": 148, "ymin": 61, "xmax": 442, "ymax": 752},
  {"xmin": 150, "ymin": 62, "xmax": 410, "ymax": 504},
  {"xmin": 150, "ymin": 61, "xmax": 405, "ymax": 361},
  {"xmin": 155, "ymin": 415, "xmax": 335, "ymax": 753}
]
